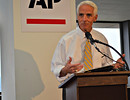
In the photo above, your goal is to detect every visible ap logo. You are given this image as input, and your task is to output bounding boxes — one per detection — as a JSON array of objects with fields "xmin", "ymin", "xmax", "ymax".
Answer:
[{"xmin": 29, "ymin": 0, "xmax": 61, "ymax": 9}]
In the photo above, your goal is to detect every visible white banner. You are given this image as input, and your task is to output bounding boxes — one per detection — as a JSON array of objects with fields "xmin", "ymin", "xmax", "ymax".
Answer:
[{"xmin": 21, "ymin": 0, "xmax": 73, "ymax": 32}]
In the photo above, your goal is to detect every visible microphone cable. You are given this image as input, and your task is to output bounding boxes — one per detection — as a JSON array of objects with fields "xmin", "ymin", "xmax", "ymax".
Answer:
[
  {"xmin": 85, "ymin": 32, "xmax": 129, "ymax": 71},
  {"xmin": 93, "ymin": 39, "xmax": 129, "ymax": 71}
]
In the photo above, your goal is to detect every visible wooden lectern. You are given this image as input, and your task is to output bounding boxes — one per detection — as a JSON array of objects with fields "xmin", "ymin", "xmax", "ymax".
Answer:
[{"xmin": 59, "ymin": 71, "xmax": 130, "ymax": 100}]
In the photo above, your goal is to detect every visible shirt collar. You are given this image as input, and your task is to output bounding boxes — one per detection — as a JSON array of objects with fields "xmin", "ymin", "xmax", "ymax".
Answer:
[
  {"xmin": 76, "ymin": 26, "xmax": 85, "ymax": 39},
  {"xmin": 76, "ymin": 26, "xmax": 93, "ymax": 39}
]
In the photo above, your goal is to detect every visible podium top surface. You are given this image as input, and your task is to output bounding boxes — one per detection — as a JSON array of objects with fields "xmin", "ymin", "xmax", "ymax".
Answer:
[{"xmin": 59, "ymin": 71, "xmax": 130, "ymax": 88}]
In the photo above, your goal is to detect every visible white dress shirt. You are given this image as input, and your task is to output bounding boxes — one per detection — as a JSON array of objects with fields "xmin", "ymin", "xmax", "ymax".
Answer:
[{"xmin": 51, "ymin": 27, "xmax": 113, "ymax": 82}]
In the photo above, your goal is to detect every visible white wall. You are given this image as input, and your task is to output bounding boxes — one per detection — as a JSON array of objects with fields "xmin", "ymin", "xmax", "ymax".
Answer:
[
  {"xmin": 13, "ymin": 0, "xmax": 76, "ymax": 100},
  {"xmin": 0, "ymin": 0, "xmax": 16, "ymax": 100},
  {"xmin": 0, "ymin": 0, "xmax": 76, "ymax": 99}
]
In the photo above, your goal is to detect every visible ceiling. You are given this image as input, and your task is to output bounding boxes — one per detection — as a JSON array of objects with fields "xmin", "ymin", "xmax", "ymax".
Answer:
[
  {"xmin": 75, "ymin": 0, "xmax": 130, "ymax": 28},
  {"xmin": 76, "ymin": 0, "xmax": 130, "ymax": 21}
]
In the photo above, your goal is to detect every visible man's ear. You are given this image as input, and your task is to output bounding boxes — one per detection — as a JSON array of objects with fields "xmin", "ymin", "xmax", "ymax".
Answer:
[{"xmin": 94, "ymin": 14, "xmax": 98, "ymax": 22}]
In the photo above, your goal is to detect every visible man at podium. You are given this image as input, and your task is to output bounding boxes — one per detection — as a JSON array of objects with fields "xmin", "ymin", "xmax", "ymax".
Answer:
[{"xmin": 51, "ymin": 0, "xmax": 125, "ymax": 83}]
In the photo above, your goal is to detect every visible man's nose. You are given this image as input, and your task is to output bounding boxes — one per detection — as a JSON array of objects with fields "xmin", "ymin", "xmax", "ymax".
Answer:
[{"xmin": 83, "ymin": 15, "xmax": 88, "ymax": 21}]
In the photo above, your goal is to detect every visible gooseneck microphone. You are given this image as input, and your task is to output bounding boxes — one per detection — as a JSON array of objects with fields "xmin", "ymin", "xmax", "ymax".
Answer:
[
  {"xmin": 85, "ymin": 32, "xmax": 94, "ymax": 45},
  {"xmin": 85, "ymin": 32, "xmax": 116, "ymax": 64},
  {"xmin": 85, "ymin": 32, "xmax": 101, "ymax": 53},
  {"xmin": 85, "ymin": 31, "xmax": 129, "ymax": 71}
]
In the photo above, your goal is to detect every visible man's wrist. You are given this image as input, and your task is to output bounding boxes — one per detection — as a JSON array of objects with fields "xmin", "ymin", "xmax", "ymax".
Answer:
[{"xmin": 59, "ymin": 67, "xmax": 67, "ymax": 77}]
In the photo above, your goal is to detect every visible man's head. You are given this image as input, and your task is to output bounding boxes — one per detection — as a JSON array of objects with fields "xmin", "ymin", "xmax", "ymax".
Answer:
[{"xmin": 77, "ymin": 1, "xmax": 98, "ymax": 32}]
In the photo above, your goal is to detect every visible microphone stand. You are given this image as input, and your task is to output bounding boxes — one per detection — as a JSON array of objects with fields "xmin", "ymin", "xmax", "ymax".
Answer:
[{"xmin": 93, "ymin": 39, "xmax": 129, "ymax": 71}]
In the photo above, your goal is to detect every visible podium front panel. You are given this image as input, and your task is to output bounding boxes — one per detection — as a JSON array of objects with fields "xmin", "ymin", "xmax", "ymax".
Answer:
[{"xmin": 79, "ymin": 84, "xmax": 127, "ymax": 100}]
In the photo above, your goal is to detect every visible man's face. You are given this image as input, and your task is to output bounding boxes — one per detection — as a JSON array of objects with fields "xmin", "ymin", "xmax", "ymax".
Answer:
[{"xmin": 77, "ymin": 4, "xmax": 98, "ymax": 32}]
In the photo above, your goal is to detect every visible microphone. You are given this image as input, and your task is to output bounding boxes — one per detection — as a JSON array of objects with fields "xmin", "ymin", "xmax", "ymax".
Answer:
[
  {"xmin": 85, "ymin": 32, "xmax": 100, "ymax": 52},
  {"xmin": 85, "ymin": 32, "xmax": 116, "ymax": 63},
  {"xmin": 85, "ymin": 32, "xmax": 94, "ymax": 45}
]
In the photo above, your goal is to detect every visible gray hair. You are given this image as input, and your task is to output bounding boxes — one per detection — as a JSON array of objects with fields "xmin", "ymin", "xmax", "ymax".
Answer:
[{"xmin": 77, "ymin": 1, "xmax": 98, "ymax": 16}]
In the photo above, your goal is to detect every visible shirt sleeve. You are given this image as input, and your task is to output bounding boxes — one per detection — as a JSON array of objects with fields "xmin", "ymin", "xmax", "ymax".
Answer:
[
  {"xmin": 51, "ymin": 39, "xmax": 69, "ymax": 82},
  {"xmin": 102, "ymin": 37, "xmax": 113, "ymax": 67}
]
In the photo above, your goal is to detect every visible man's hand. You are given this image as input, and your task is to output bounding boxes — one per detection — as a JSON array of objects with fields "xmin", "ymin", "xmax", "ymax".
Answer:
[
  {"xmin": 113, "ymin": 54, "xmax": 125, "ymax": 69},
  {"xmin": 59, "ymin": 57, "xmax": 83, "ymax": 77}
]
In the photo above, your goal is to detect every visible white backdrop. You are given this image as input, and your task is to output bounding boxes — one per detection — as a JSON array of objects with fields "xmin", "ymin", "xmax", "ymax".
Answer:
[{"xmin": 21, "ymin": 0, "xmax": 73, "ymax": 32}]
